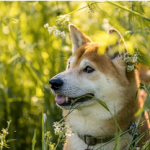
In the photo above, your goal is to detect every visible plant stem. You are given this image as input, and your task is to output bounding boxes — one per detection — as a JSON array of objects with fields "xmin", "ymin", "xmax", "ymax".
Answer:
[
  {"xmin": 68, "ymin": 2, "xmax": 150, "ymax": 23},
  {"xmin": 107, "ymin": 1, "xmax": 150, "ymax": 22}
]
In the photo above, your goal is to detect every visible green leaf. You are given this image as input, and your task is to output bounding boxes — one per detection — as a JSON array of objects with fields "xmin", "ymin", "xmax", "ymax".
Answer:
[
  {"xmin": 42, "ymin": 112, "xmax": 45, "ymax": 150},
  {"xmin": 32, "ymin": 129, "xmax": 36, "ymax": 150},
  {"xmin": 95, "ymin": 98, "xmax": 110, "ymax": 112},
  {"xmin": 6, "ymin": 139, "xmax": 17, "ymax": 143}
]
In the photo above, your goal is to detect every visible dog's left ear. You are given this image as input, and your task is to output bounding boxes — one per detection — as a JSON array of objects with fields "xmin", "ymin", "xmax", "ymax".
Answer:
[
  {"xmin": 69, "ymin": 24, "xmax": 92, "ymax": 53},
  {"xmin": 106, "ymin": 29, "xmax": 127, "ymax": 60}
]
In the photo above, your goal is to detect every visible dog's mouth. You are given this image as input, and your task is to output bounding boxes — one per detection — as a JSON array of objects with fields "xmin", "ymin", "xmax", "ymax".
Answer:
[{"xmin": 55, "ymin": 93, "xmax": 94, "ymax": 106}]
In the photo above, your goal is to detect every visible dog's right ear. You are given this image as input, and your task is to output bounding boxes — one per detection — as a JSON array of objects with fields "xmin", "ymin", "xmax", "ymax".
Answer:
[
  {"xmin": 106, "ymin": 29, "xmax": 127, "ymax": 60},
  {"xmin": 69, "ymin": 24, "xmax": 92, "ymax": 53}
]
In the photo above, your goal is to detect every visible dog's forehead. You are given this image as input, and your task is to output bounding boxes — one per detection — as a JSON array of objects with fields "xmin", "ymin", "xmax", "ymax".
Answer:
[
  {"xmin": 68, "ymin": 42, "xmax": 117, "ymax": 76},
  {"xmin": 69, "ymin": 42, "xmax": 100, "ymax": 65},
  {"xmin": 69, "ymin": 56, "xmax": 76, "ymax": 65}
]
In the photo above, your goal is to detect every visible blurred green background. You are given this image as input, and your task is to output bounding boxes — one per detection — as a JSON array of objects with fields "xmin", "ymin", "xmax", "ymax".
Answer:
[{"xmin": 0, "ymin": 1, "xmax": 150, "ymax": 150}]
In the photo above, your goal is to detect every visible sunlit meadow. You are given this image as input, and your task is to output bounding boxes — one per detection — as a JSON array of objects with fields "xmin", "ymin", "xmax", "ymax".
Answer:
[{"xmin": 0, "ymin": 1, "xmax": 150, "ymax": 150}]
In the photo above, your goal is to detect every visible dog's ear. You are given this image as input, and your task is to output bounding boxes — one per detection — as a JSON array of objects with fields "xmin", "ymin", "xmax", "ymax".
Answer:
[
  {"xmin": 106, "ymin": 29, "xmax": 127, "ymax": 60},
  {"xmin": 69, "ymin": 24, "xmax": 92, "ymax": 53}
]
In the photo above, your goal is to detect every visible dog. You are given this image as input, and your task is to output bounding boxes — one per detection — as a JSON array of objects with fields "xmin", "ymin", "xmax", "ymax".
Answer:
[{"xmin": 49, "ymin": 24, "xmax": 150, "ymax": 150}]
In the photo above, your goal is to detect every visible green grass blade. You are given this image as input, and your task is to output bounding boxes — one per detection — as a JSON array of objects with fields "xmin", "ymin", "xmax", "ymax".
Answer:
[
  {"xmin": 95, "ymin": 98, "xmax": 110, "ymax": 112},
  {"xmin": 107, "ymin": 2, "xmax": 150, "ymax": 22},
  {"xmin": 42, "ymin": 113, "xmax": 45, "ymax": 150},
  {"xmin": 32, "ymin": 129, "xmax": 36, "ymax": 150}
]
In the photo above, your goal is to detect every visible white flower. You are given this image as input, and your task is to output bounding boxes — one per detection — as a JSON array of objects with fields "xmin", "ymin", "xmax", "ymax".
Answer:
[
  {"xmin": 48, "ymin": 30, "xmax": 52, "ymax": 34},
  {"xmin": 56, "ymin": 29, "xmax": 61, "ymax": 35},
  {"xmin": 53, "ymin": 122, "xmax": 58, "ymax": 127},
  {"xmin": 127, "ymin": 65, "xmax": 135, "ymax": 72},
  {"xmin": 65, "ymin": 128, "xmax": 74, "ymax": 136},
  {"xmin": 65, "ymin": 124, "xmax": 74, "ymax": 136},
  {"xmin": 48, "ymin": 27, "xmax": 53, "ymax": 31},
  {"xmin": 60, "ymin": 31, "xmax": 66, "ymax": 39},
  {"xmin": 53, "ymin": 30, "xmax": 57, "ymax": 36},
  {"xmin": 53, "ymin": 122, "xmax": 60, "ymax": 128},
  {"xmin": 125, "ymin": 53, "xmax": 133, "ymax": 63},
  {"xmin": 52, "ymin": 25, "xmax": 57, "ymax": 30},
  {"xmin": 53, "ymin": 29, "xmax": 61, "ymax": 36},
  {"xmin": 133, "ymin": 54, "xmax": 138, "ymax": 62},
  {"xmin": 54, "ymin": 127, "xmax": 61, "ymax": 134},
  {"xmin": 45, "ymin": 24, "xmax": 66, "ymax": 39},
  {"xmin": 53, "ymin": 121, "xmax": 74, "ymax": 139},
  {"xmin": 44, "ymin": 23, "xmax": 49, "ymax": 28},
  {"xmin": 66, "ymin": 130, "xmax": 73, "ymax": 136},
  {"xmin": 65, "ymin": 17, "xmax": 70, "ymax": 22},
  {"xmin": 125, "ymin": 56, "xmax": 132, "ymax": 63},
  {"xmin": 43, "ymin": 113, "xmax": 47, "ymax": 123},
  {"xmin": 48, "ymin": 27, "xmax": 53, "ymax": 34}
]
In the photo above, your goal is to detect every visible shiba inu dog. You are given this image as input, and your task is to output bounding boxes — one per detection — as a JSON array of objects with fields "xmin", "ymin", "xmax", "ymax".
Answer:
[{"xmin": 49, "ymin": 24, "xmax": 150, "ymax": 150}]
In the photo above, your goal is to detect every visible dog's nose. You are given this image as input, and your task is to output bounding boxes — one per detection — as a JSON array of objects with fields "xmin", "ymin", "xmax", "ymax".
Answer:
[{"xmin": 49, "ymin": 78, "xmax": 63, "ymax": 90}]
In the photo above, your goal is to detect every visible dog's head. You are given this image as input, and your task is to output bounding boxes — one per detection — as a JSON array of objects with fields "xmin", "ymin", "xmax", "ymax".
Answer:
[{"xmin": 49, "ymin": 24, "xmax": 129, "ymax": 110}]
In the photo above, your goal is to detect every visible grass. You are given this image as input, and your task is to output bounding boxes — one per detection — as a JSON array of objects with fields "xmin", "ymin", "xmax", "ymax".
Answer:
[
  {"xmin": 1, "ymin": 90, "xmax": 150, "ymax": 150},
  {"xmin": 33, "ymin": 90, "xmax": 150, "ymax": 150}
]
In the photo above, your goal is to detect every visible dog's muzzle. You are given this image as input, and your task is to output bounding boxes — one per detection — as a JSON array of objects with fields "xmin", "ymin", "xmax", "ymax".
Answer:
[{"xmin": 49, "ymin": 77, "xmax": 94, "ymax": 109}]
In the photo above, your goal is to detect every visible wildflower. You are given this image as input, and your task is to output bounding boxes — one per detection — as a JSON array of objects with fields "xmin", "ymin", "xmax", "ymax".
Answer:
[
  {"xmin": 48, "ymin": 27, "xmax": 53, "ymax": 34},
  {"xmin": 65, "ymin": 127, "xmax": 74, "ymax": 136},
  {"xmin": 53, "ymin": 122, "xmax": 62, "ymax": 134},
  {"xmin": 1, "ymin": 140, "xmax": 3, "ymax": 146},
  {"xmin": 56, "ymin": 14, "xmax": 70, "ymax": 28},
  {"xmin": 44, "ymin": 23, "xmax": 49, "ymax": 28},
  {"xmin": 65, "ymin": 15, "xmax": 70, "ymax": 22},
  {"xmin": 125, "ymin": 55, "xmax": 132, "ymax": 63},
  {"xmin": 53, "ymin": 30, "xmax": 57, "ymax": 36},
  {"xmin": 124, "ymin": 49, "xmax": 139, "ymax": 72},
  {"xmin": 52, "ymin": 25, "xmax": 57, "ymax": 30},
  {"xmin": 125, "ymin": 53, "xmax": 133, "ymax": 63},
  {"xmin": 45, "ymin": 131, "xmax": 51, "ymax": 137},
  {"xmin": 54, "ymin": 127, "xmax": 61, "ymax": 134},
  {"xmin": 49, "ymin": 142, "xmax": 55, "ymax": 150},
  {"xmin": 53, "ymin": 122, "xmax": 59, "ymax": 128},
  {"xmin": 53, "ymin": 29, "xmax": 61, "ymax": 36},
  {"xmin": 53, "ymin": 121, "xmax": 74, "ymax": 136},
  {"xmin": 1, "ymin": 128, "xmax": 8, "ymax": 135},
  {"xmin": 56, "ymin": 29, "xmax": 61, "ymax": 35},
  {"xmin": 44, "ymin": 23, "xmax": 66, "ymax": 39},
  {"xmin": 60, "ymin": 31, "xmax": 66, "ymax": 39},
  {"xmin": 133, "ymin": 54, "xmax": 138, "ymax": 62},
  {"xmin": 126, "ymin": 65, "xmax": 135, "ymax": 72}
]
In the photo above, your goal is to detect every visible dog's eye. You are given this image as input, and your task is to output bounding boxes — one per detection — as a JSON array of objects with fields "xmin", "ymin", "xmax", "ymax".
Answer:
[{"xmin": 83, "ymin": 66, "xmax": 95, "ymax": 73}]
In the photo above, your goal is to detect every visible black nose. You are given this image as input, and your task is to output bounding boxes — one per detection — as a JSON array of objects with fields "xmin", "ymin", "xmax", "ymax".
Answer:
[{"xmin": 49, "ymin": 78, "xmax": 63, "ymax": 90}]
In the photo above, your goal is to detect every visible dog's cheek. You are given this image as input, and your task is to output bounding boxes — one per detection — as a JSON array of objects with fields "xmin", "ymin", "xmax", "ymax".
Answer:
[{"xmin": 85, "ymin": 72, "xmax": 101, "ymax": 81}]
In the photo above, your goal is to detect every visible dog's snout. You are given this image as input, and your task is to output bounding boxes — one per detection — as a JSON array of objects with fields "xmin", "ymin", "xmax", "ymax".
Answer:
[{"xmin": 49, "ymin": 78, "xmax": 63, "ymax": 90}]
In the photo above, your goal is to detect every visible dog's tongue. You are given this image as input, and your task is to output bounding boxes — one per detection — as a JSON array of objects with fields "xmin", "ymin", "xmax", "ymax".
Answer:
[{"xmin": 55, "ymin": 95, "xmax": 66, "ymax": 104}]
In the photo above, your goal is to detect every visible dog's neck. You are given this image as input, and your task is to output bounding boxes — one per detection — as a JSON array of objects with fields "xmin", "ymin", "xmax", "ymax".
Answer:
[{"xmin": 63, "ymin": 80, "xmax": 138, "ymax": 137}]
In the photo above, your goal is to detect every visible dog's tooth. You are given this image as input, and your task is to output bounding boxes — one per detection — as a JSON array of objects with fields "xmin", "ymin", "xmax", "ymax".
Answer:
[{"xmin": 66, "ymin": 97, "xmax": 68, "ymax": 102}]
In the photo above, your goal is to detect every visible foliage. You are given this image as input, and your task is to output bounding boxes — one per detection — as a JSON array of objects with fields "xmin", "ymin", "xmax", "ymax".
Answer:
[
  {"xmin": 0, "ymin": 1, "xmax": 150, "ymax": 150},
  {"xmin": 0, "ymin": 121, "xmax": 15, "ymax": 149}
]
